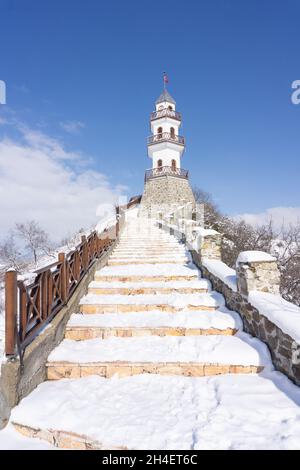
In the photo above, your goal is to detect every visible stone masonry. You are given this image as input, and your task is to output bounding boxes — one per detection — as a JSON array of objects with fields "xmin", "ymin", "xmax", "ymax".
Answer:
[
  {"xmin": 187, "ymin": 231, "xmax": 300, "ymax": 386},
  {"xmin": 158, "ymin": 221, "xmax": 300, "ymax": 386},
  {"xmin": 236, "ymin": 259, "xmax": 281, "ymax": 296},
  {"xmin": 139, "ymin": 174, "xmax": 196, "ymax": 217}
]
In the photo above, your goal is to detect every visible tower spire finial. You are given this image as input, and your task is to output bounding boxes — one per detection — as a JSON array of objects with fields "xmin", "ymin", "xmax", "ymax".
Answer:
[{"xmin": 163, "ymin": 72, "xmax": 169, "ymax": 90}]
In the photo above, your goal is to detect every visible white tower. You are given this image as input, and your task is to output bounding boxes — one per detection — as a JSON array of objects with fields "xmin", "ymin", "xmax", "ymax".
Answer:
[
  {"xmin": 147, "ymin": 88, "xmax": 185, "ymax": 175},
  {"xmin": 139, "ymin": 81, "xmax": 195, "ymax": 217}
]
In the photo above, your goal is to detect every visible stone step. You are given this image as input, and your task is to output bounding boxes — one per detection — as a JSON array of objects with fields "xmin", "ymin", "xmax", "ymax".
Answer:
[
  {"xmin": 11, "ymin": 372, "xmax": 288, "ymax": 450},
  {"xmin": 109, "ymin": 255, "xmax": 189, "ymax": 258},
  {"xmin": 65, "ymin": 326, "xmax": 236, "ymax": 340},
  {"xmin": 107, "ymin": 256, "xmax": 189, "ymax": 266},
  {"xmin": 46, "ymin": 334, "xmax": 267, "ymax": 380},
  {"xmin": 95, "ymin": 264, "xmax": 200, "ymax": 283},
  {"xmin": 114, "ymin": 246, "xmax": 182, "ymax": 251},
  {"xmin": 79, "ymin": 292, "xmax": 224, "ymax": 314},
  {"xmin": 65, "ymin": 309, "xmax": 241, "ymax": 340},
  {"xmin": 87, "ymin": 279, "xmax": 210, "ymax": 295},
  {"xmin": 112, "ymin": 248, "xmax": 186, "ymax": 253},
  {"xmin": 117, "ymin": 242, "xmax": 181, "ymax": 246},
  {"xmin": 107, "ymin": 258, "xmax": 189, "ymax": 266}
]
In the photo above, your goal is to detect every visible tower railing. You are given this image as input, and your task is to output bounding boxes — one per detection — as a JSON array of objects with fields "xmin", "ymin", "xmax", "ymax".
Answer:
[
  {"xmin": 147, "ymin": 132, "xmax": 185, "ymax": 146},
  {"xmin": 145, "ymin": 166, "xmax": 189, "ymax": 182},
  {"xmin": 150, "ymin": 108, "xmax": 182, "ymax": 121}
]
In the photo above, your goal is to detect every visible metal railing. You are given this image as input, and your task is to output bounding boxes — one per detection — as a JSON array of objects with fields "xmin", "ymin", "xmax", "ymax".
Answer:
[
  {"xmin": 147, "ymin": 132, "xmax": 185, "ymax": 146},
  {"xmin": 150, "ymin": 109, "xmax": 181, "ymax": 121},
  {"xmin": 145, "ymin": 166, "xmax": 189, "ymax": 182}
]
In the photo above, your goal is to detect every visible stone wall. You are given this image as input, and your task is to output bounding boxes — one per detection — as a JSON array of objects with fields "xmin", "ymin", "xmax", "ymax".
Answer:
[
  {"xmin": 139, "ymin": 175, "xmax": 196, "ymax": 217},
  {"xmin": 0, "ymin": 242, "xmax": 116, "ymax": 428},
  {"xmin": 158, "ymin": 220, "xmax": 300, "ymax": 386},
  {"xmin": 190, "ymin": 247, "xmax": 300, "ymax": 386}
]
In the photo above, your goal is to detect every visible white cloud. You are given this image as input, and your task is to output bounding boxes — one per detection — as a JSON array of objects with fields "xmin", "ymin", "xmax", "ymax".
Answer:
[
  {"xmin": 59, "ymin": 120, "xmax": 85, "ymax": 134},
  {"xmin": 235, "ymin": 207, "xmax": 300, "ymax": 229},
  {"xmin": 0, "ymin": 126, "xmax": 127, "ymax": 242}
]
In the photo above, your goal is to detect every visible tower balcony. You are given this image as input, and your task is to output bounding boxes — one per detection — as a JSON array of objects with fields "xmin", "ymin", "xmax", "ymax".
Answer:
[
  {"xmin": 147, "ymin": 132, "xmax": 185, "ymax": 146},
  {"xmin": 150, "ymin": 108, "xmax": 182, "ymax": 122},
  {"xmin": 145, "ymin": 166, "xmax": 189, "ymax": 182}
]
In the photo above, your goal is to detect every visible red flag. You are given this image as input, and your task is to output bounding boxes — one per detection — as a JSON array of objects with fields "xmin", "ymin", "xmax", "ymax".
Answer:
[{"xmin": 163, "ymin": 73, "xmax": 169, "ymax": 84}]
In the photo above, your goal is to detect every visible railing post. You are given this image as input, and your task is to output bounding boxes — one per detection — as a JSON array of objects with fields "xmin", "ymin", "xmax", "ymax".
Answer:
[
  {"xmin": 5, "ymin": 270, "xmax": 17, "ymax": 356},
  {"xmin": 58, "ymin": 253, "xmax": 67, "ymax": 303},
  {"xmin": 116, "ymin": 205, "xmax": 120, "ymax": 238},
  {"xmin": 81, "ymin": 235, "xmax": 88, "ymax": 270}
]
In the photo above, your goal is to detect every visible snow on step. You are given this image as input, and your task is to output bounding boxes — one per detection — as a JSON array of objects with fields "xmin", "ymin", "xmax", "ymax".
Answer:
[
  {"xmin": 107, "ymin": 259, "xmax": 189, "ymax": 266},
  {"xmin": 95, "ymin": 263, "xmax": 200, "ymax": 279},
  {"xmin": 47, "ymin": 332, "xmax": 269, "ymax": 367},
  {"xmin": 67, "ymin": 308, "xmax": 242, "ymax": 330},
  {"xmin": 88, "ymin": 278, "xmax": 211, "ymax": 294},
  {"xmin": 89, "ymin": 279, "xmax": 210, "ymax": 290},
  {"xmin": 10, "ymin": 372, "xmax": 300, "ymax": 450},
  {"xmin": 109, "ymin": 254, "xmax": 188, "ymax": 259},
  {"xmin": 79, "ymin": 292, "xmax": 224, "ymax": 313}
]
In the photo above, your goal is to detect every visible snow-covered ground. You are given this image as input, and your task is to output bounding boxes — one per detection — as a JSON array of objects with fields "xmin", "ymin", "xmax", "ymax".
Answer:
[{"xmin": 8, "ymin": 371, "xmax": 300, "ymax": 450}]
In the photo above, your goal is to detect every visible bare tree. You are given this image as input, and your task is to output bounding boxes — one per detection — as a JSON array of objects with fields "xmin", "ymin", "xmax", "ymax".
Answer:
[
  {"xmin": 0, "ymin": 233, "xmax": 24, "ymax": 271},
  {"xmin": 193, "ymin": 187, "xmax": 224, "ymax": 230},
  {"xmin": 193, "ymin": 186, "xmax": 300, "ymax": 307},
  {"xmin": 15, "ymin": 221, "xmax": 51, "ymax": 264}
]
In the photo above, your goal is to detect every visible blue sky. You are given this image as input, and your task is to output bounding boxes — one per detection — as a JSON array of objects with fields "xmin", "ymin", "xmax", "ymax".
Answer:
[{"xmin": 0, "ymin": 0, "xmax": 300, "ymax": 237}]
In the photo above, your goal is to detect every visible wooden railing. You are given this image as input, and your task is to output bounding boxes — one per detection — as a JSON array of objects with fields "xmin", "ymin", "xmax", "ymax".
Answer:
[
  {"xmin": 150, "ymin": 109, "xmax": 181, "ymax": 121},
  {"xmin": 145, "ymin": 166, "xmax": 188, "ymax": 182},
  {"xmin": 5, "ymin": 230, "xmax": 115, "ymax": 358},
  {"xmin": 147, "ymin": 132, "xmax": 185, "ymax": 146}
]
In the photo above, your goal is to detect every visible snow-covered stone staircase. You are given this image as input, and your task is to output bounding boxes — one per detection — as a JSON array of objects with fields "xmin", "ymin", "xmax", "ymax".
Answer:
[
  {"xmin": 45, "ymin": 217, "xmax": 267, "ymax": 380},
  {"xmin": 10, "ymin": 211, "xmax": 274, "ymax": 449}
]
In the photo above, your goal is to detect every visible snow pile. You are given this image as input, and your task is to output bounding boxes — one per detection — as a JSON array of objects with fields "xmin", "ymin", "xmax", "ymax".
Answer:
[
  {"xmin": 68, "ymin": 307, "xmax": 243, "ymax": 330},
  {"xmin": 47, "ymin": 332, "xmax": 270, "ymax": 366},
  {"xmin": 202, "ymin": 258, "xmax": 237, "ymax": 292},
  {"xmin": 194, "ymin": 227, "xmax": 219, "ymax": 237},
  {"xmin": 236, "ymin": 251, "xmax": 276, "ymax": 265},
  {"xmin": 10, "ymin": 370, "xmax": 300, "ymax": 449},
  {"xmin": 248, "ymin": 291, "xmax": 300, "ymax": 343}
]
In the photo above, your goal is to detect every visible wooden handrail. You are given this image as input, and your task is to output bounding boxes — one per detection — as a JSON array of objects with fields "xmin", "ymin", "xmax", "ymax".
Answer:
[{"xmin": 4, "ymin": 224, "xmax": 119, "ymax": 358}]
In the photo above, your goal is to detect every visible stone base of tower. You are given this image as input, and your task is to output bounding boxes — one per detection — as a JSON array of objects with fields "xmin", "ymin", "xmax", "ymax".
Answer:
[{"xmin": 139, "ymin": 175, "xmax": 196, "ymax": 218}]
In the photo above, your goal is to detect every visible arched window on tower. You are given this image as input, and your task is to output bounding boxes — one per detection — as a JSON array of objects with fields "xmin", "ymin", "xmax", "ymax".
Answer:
[
  {"xmin": 168, "ymin": 105, "xmax": 173, "ymax": 110},
  {"xmin": 170, "ymin": 127, "xmax": 175, "ymax": 139},
  {"xmin": 171, "ymin": 159, "xmax": 176, "ymax": 172},
  {"xmin": 157, "ymin": 159, "xmax": 163, "ymax": 171},
  {"xmin": 157, "ymin": 127, "xmax": 163, "ymax": 140}
]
